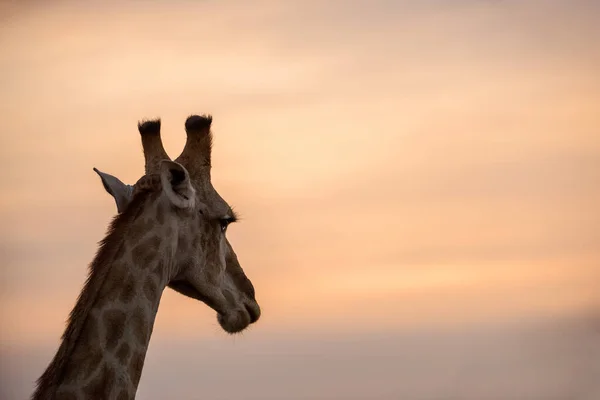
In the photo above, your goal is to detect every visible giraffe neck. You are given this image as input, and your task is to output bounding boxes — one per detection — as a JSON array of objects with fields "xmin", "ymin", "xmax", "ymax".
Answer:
[
  {"xmin": 32, "ymin": 194, "xmax": 173, "ymax": 400},
  {"xmin": 56, "ymin": 250, "xmax": 168, "ymax": 399}
]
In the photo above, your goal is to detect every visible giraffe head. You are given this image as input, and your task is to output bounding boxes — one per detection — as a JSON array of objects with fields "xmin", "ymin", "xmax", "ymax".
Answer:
[{"xmin": 94, "ymin": 115, "xmax": 260, "ymax": 334}]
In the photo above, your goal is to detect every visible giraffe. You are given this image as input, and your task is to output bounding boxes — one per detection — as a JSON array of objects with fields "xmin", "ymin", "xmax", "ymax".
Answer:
[{"xmin": 32, "ymin": 115, "xmax": 261, "ymax": 400}]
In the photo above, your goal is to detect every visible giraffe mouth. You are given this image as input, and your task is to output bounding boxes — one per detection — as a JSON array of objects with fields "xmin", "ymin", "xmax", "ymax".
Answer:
[
  {"xmin": 167, "ymin": 280, "xmax": 222, "ymax": 311},
  {"xmin": 168, "ymin": 280, "xmax": 259, "ymax": 333},
  {"xmin": 217, "ymin": 308, "xmax": 253, "ymax": 334}
]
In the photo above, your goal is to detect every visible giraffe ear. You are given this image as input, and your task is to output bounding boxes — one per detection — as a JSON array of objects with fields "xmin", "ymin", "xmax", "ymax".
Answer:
[
  {"xmin": 159, "ymin": 160, "xmax": 196, "ymax": 209},
  {"xmin": 93, "ymin": 168, "xmax": 134, "ymax": 213}
]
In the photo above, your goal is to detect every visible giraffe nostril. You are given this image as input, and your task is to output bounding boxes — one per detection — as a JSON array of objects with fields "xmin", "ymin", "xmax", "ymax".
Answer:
[
  {"xmin": 244, "ymin": 303, "xmax": 260, "ymax": 323},
  {"xmin": 222, "ymin": 289, "xmax": 236, "ymax": 306}
]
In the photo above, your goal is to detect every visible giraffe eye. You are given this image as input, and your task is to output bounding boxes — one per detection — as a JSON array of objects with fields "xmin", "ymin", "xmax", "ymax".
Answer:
[
  {"xmin": 218, "ymin": 214, "xmax": 237, "ymax": 233},
  {"xmin": 219, "ymin": 218, "xmax": 231, "ymax": 232}
]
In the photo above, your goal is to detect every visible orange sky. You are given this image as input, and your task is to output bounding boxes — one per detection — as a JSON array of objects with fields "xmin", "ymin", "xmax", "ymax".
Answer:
[{"xmin": 1, "ymin": 1, "xmax": 599, "ymax": 398}]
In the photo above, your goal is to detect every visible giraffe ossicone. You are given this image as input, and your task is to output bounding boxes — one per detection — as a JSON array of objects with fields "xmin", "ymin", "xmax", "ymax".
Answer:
[{"xmin": 32, "ymin": 114, "xmax": 261, "ymax": 400}]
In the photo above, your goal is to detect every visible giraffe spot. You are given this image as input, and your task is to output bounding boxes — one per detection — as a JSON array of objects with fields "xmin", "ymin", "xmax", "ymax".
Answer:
[
  {"xmin": 165, "ymin": 225, "xmax": 173, "ymax": 238},
  {"xmin": 81, "ymin": 313, "xmax": 100, "ymax": 344},
  {"xmin": 62, "ymin": 316, "xmax": 103, "ymax": 383},
  {"xmin": 83, "ymin": 363, "xmax": 115, "ymax": 398},
  {"xmin": 114, "ymin": 241, "xmax": 127, "ymax": 262},
  {"xmin": 143, "ymin": 276, "xmax": 159, "ymax": 304},
  {"xmin": 100, "ymin": 263, "xmax": 127, "ymax": 302},
  {"xmin": 83, "ymin": 349, "xmax": 104, "ymax": 378},
  {"xmin": 128, "ymin": 217, "xmax": 155, "ymax": 241},
  {"xmin": 104, "ymin": 309, "xmax": 127, "ymax": 351},
  {"xmin": 152, "ymin": 261, "xmax": 166, "ymax": 282},
  {"xmin": 119, "ymin": 272, "xmax": 137, "ymax": 304},
  {"xmin": 63, "ymin": 344, "xmax": 102, "ymax": 382},
  {"xmin": 55, "ymin": 390, "xmax": 78, "ymax": 400},
  {"xmin": 132, "ymin": 236, "xmax": 161, "ymax": 268},
  {"xmin": 131, "ymin": 307, "xmax": 148, "ymax": 345},
  {"xmin": 129, "ymin": 351, "xmax": 146, "ymax": 387},
  {"xmin": 116, "ymin": 342, "xmax": 131, "ymax": 365},
  {"xmin": 117, "ymin": 389, "xmax": 131, "ymax": 400}
]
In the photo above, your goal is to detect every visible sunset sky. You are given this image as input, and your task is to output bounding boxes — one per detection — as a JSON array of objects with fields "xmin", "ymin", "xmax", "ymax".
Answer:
[{"xmin": 1, "ymin": 1, "xmax": 599, "ymax": 399}]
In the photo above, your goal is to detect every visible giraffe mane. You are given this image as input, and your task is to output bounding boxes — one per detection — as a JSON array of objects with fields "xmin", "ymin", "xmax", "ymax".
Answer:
[{"xmin": 31, "ymin": 191, "xmax": 152, "ymax": 399}]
